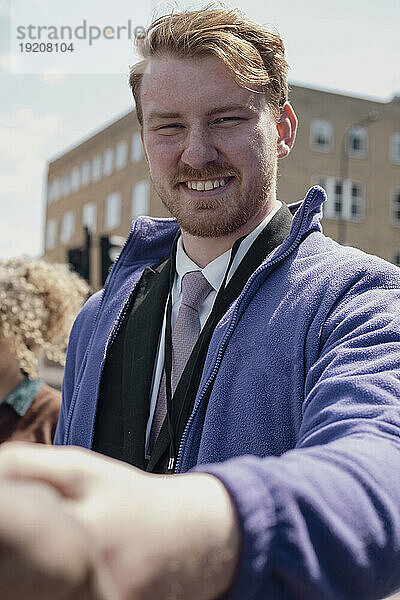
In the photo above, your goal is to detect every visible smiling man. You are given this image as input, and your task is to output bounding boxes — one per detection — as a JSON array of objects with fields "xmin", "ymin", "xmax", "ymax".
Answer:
[
  {"xmin": 139, "ymin": 54, "xmax": 295, "ymax": 261},
  {"xmin": 3, "ymin": 6, "xmax": 400, "ymax": 600}
]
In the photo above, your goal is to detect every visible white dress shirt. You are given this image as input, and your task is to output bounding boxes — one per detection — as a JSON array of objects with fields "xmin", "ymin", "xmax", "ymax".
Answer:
[{"xmin": 145, "ymin": 201, "xmax": 282, "ymax": 453}]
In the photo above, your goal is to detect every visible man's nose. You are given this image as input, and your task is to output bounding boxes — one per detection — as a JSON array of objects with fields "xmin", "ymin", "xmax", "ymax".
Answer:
[{"xmin": 180, "ymin": 126, "xmax": 218, "ymax": 169}]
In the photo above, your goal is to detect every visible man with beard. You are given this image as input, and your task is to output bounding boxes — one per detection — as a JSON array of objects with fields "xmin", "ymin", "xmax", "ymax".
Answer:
[
  {"xmin": 3, "ymin": 7, "xmax": 399, "ymax": 600},
  {"xmin": 62, "ymin": 8, "xmax": 298, "ymax": 477}
]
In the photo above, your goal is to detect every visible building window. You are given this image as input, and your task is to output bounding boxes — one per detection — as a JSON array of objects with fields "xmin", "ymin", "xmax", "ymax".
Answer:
[
  {"xmin": 53, "ymin": 177, "xmax": 61, "ymax": 202},
  {"xmin": 103, "ymin": 148, "xmax": 114, "ymax": 177},
  {"xmin": 62, "ymin": 174, "xmax": 71, "ymax": 197},
  {"xmin": 46, "ymin": 219, "xmax": 57, "ymax": 250},
  {"xmin": 313, "ymin": 177, "xmax": 330, "ymax": 217},
  {"xmin": 347, "ymin": 126, "xmax": 367, "ymax": 158},
  {"xmin": 82, "ymin": 202, "xmax": 97, "ymax": 233},
  {"xmin": 115, "ymin": 141, "xmax": 128, "ymax": 170},
  {"xmin": 131, "ymin": 180, "xmax": 149, "ymax": 218},
  {"xmin": 315, "ymin": 176, "xmax": 364, "ymax": 222},
  {"xmin": 47, "ymin": 178, "xmax": 61, "ymax": 204},
  {"xmin": 310, "ymin": 119, "xmax": 333, "ymax": 152},
  {"xmin": 70, "ymin": 166, "xmax": 80, "ymax": 193},
  {"xmin": 393, "ymin": 250, "xmax": 400, "ymax": 267},
  {"xmin": 131, "ymin": 132, "xmax": 142, "ymax": 162},
  {"xmin": 392, "ymin": 190, "xmax": 400, "ymax": 226},
  {"xmin": 105, "ymin": 192, "xmax": 121, "ymax": 230},
  {"xmin": 92, "ymin": 154, "xmax": 102, "ymax": 182},
  {"xmin": 390, "ymin": 133, "xmax": 400, "ymax": 165},
  {"xmin": 81, "ymin": 161, "xmax": 91, "ymax": 187},
  {"xmin": 334, "ymin": 180, "xmax": 343, "ymax": 217},
  {"xmin": 60, "ymin": 211, "xmax": 75, "ymax": 243},
  {"xmin": 350, "ymin": 182, "xmax": 363, "ymax": 220}
]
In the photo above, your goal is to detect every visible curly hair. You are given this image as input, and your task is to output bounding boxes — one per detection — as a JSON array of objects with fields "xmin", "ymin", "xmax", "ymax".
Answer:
[
  {"xmin": 0, "ymin": 257, "xmax": 89, "ymax": 378},
  {"xmin": 129, "ymin": 5, "xmax": 289, "ymax": 123}
]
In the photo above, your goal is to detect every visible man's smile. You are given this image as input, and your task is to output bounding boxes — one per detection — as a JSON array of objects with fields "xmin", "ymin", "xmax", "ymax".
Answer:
[{"xmin": 179, "ymin": 176, "xmax": 235, "ymax": 193}]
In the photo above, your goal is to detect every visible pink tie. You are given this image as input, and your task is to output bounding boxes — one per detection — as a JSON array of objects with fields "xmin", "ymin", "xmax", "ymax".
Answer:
[{"xmin": 149, "ymin": 271, "xmax": 213, "ymax": 452}]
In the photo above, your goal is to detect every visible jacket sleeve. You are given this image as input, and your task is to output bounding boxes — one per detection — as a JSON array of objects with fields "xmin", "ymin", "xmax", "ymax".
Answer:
[
  {"xmin": 195, "ymin": 277, "xmax": 400, "ymax": 600},
  {"xmin": 54, "ymin": 291, "xmax": 103, "ymax": 446}
]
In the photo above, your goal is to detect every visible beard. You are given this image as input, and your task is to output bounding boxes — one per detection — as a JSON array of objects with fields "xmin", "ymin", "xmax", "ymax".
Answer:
[{"xmin": 150, "ymin": 162, "xmax": 277, "ymax": 238}]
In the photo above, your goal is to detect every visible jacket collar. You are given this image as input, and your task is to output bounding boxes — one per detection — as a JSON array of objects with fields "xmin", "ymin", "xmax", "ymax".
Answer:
[{"xmin": 117, "ymin": 186, "xmax": 326, "ymax": 275}]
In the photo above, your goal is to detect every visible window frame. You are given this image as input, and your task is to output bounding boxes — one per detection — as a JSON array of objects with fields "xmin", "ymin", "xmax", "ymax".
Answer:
[
  {"xmin": 346, "ymin": 125, "xmax": 368, "ymax": 158},
  {"xmin": 61, "ymin": 174, "xmax": 71, "ymax": 198},
  {"xmin": 103, "ymin": 147, "xmax": 114, "ymax": 177},
  {"xmin": 131, "ymin": 180, "xmax": 150, "ymax": 218},
  {"xmin": 82, "ymin": 202, "xmax": 97, "ymax": 234},
  {"xmin": 70, "ymin": 166, "xmax": 81, "ymax": 193},
  {"xmin": 104, "ymin": 191, "xmax": 122, "ymax": 230},
  {"xmin": 81, "ymin": 161, "xmax": 91, "ymax": 187},
  {"xmin": 115, "ymin": 140, "xmax": 128, "ymax": 170},
  {"xmin": 60, "ymin": 210, "xmax": 75, "ymax": 244},
  {"xmin": 390, "ymin": 133, "xmax": 400, "ymax": 165},
  {"xmin": 310, "ymin": 119, "xmax": 334, "ymax": 153},
  {"xmin": 92, "ymin": 154, "xmax": 102, "ymax": 182},
  {"xmin": 314, "ymin": 175, "xmax": 364, "ymax": 222},
  {"xmin": 391, "ymin": 189, "xmax": 400, "ymax": 227},
  {"xmin": 46, "ymin": 218, "xmax": 57, "ymax": 250}
]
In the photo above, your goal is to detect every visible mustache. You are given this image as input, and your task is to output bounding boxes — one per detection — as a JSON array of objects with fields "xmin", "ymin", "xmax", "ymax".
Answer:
[{"xmin": 171, "ymin": 164, "xmax": 241, "ymax": 186}]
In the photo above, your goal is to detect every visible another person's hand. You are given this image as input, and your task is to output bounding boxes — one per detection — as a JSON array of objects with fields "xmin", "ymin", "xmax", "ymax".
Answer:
[
  {"xmin": 0, "ymin": 477, "xmax": 117, "ymax": 600},
  {"xmin": 0, "ymin": 442, "xmax": 240, "ymax": 600}
]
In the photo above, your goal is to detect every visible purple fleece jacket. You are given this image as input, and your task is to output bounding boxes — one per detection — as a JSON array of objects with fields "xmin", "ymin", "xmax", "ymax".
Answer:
[{"xmin": 55, "ymin": 187, "xmax": 400, "ymax": 600}]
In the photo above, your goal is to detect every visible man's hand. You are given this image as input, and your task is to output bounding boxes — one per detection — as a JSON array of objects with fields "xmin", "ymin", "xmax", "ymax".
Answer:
[
  {"xmin": 0, "ymin": 443, "xmax": 240, "ymax": 600},
  {"xmin": 0, "ymin": 477, "xmax": 117, "ymax": 600}
]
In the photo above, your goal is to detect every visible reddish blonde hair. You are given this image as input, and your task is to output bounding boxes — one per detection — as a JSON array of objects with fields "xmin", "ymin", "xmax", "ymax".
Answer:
[{"xmin": 129, "ymin": 6, "xmax": 289, "ymax": 123}]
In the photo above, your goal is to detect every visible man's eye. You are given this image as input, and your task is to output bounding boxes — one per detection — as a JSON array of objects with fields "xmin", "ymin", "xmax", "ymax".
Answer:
[
  {"xmin": 154, "ymin": 123, "xmax": 184, "ymax": 136},
  {"xmin": 158, "ymin": 124, "xmax": 183, "ymax": 130},
  {"xmin": 213, "ymin": 117, "xmax": 243, "ymax": 125}
]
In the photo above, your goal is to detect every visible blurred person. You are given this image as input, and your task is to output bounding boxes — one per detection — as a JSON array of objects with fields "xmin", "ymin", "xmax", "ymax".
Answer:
[
  {"xmin": 0, "ymin": 257, "xmax": 88, "ymax": 443},
  {"xmin": 3, "ymin": 6, "xmax": 400, "ymax": 600}
]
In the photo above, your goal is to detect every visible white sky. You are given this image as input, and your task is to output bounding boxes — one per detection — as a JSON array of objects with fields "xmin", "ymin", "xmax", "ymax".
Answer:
[{"xmin": 0, "ymin": 0, "xmax": 399, "ymax": 259}]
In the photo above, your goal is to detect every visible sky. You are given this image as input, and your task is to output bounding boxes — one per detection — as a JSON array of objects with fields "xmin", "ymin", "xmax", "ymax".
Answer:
[{"xmin": 0, "ymin": 0, "xmax": 399, "ymax": 260}]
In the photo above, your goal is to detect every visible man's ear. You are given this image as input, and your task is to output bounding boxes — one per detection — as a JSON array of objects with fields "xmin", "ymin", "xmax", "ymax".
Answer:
[{"xmin": 277, "ymin": 102, "xmax": 298, "ymax": 159}]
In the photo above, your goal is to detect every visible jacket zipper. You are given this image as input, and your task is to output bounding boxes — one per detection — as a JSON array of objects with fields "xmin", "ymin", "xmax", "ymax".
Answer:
[{"xmin": 175, "ymin": 188, "xmax": 319, "ymax": 472}]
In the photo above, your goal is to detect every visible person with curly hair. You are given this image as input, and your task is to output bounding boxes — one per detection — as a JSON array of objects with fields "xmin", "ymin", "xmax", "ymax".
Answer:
[{"xmin": 0, "ymin": 257, "xmax": 88, "ymax": 444}]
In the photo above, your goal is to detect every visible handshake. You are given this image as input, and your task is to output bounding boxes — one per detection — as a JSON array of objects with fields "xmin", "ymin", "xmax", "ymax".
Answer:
[{"xmin": 0, "ymin": 443, "xmax": 239, "ymax": 600}]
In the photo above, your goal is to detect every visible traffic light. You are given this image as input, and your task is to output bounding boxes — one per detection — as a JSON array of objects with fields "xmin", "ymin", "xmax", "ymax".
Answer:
[
  {"xmin": 68, "ymin": 227, "xmax": 91, "ymax": 283},
  {"xmin": 100, "ymin": 235, "xmax": 124, "ymax": 285}
]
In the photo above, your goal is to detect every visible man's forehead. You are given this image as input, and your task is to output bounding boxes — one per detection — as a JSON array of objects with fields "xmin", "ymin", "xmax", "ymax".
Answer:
[
  {"xmin": 140, "ymin": 55, "xmax": 267, "ymax": 116},
  {"xmin": 141, "ymin": 53, "xmax": 226, "ymax": 76}
]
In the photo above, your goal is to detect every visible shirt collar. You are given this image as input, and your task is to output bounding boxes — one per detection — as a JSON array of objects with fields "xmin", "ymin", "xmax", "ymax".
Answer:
[
  {"xmin": 175, "ymin": 201, "xmax": 282, "ymax": 294},
  {"xmin": 1, "ymin": 377, "xmax": 43, "ymax": 417},
  {"xmin": 175, "ymin": 239, "xmax": 230, "ymax": 293}
]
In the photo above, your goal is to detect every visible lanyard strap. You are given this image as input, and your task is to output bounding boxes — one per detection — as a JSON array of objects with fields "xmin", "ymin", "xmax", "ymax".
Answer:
[{"xmin": 163, "ymin": 234, "xmax": 245, "ymax": 471}]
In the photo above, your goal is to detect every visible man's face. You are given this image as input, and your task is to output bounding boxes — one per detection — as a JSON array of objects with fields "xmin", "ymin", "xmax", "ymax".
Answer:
[{"xmin": 140, "ymin": 54, "xmax": 280, "ymax": 238}]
